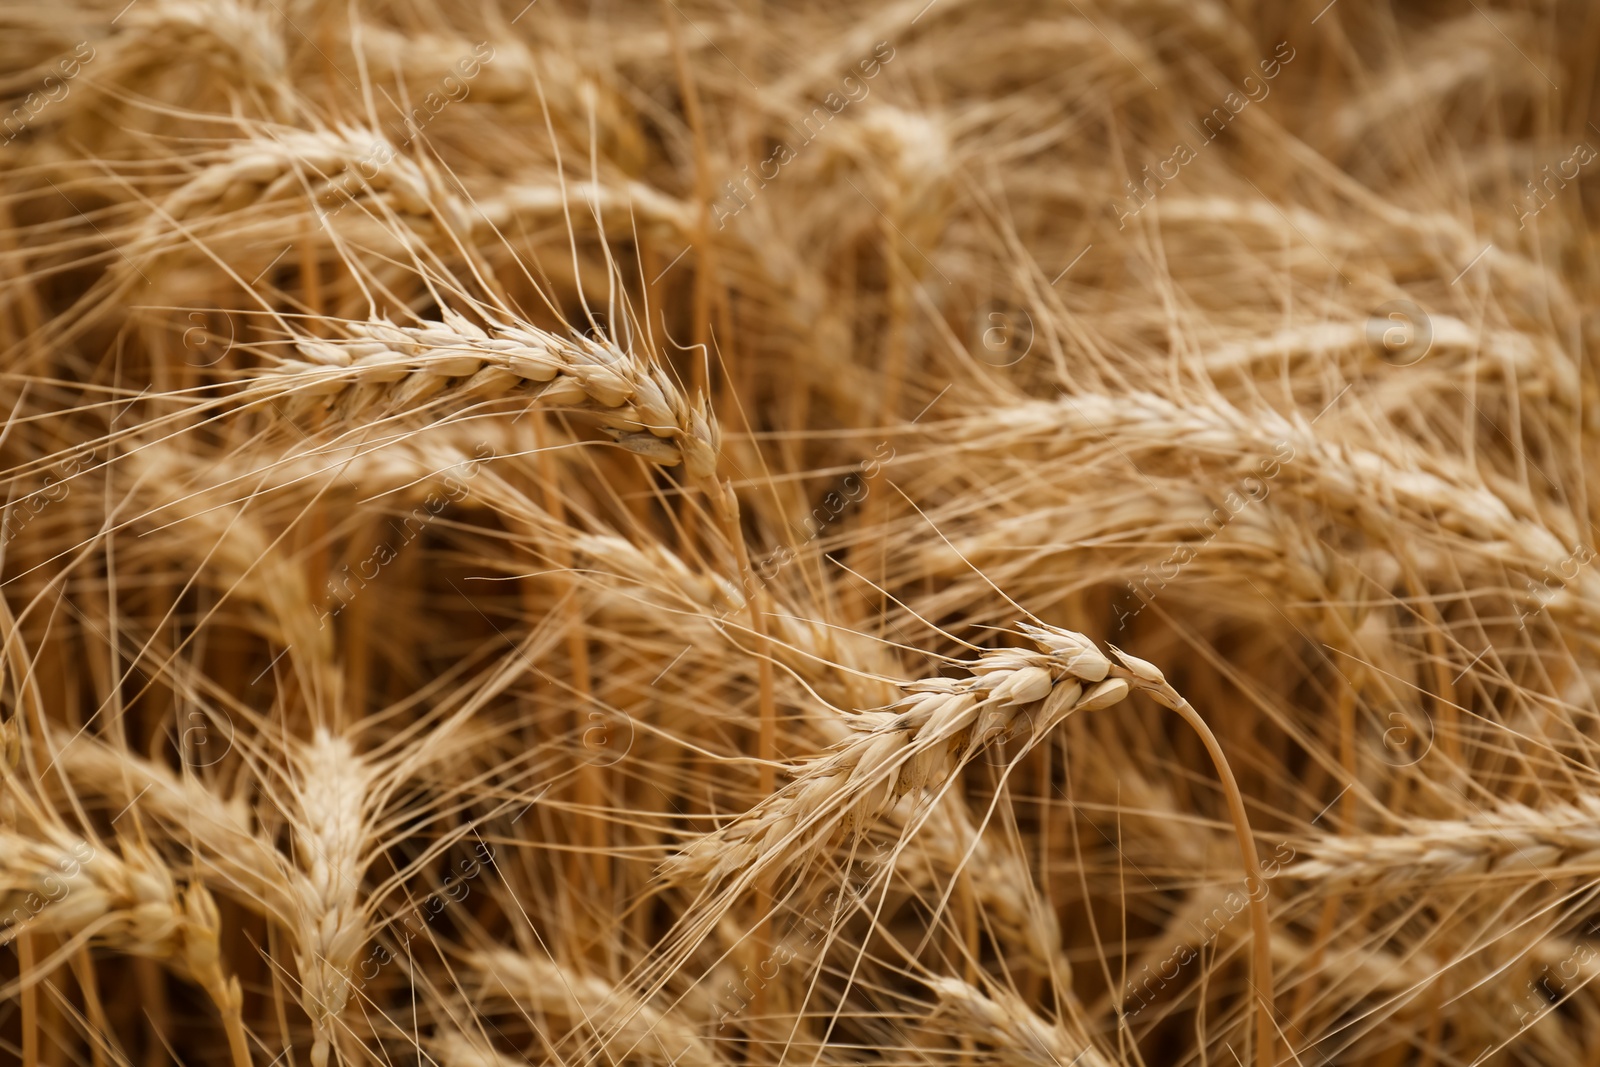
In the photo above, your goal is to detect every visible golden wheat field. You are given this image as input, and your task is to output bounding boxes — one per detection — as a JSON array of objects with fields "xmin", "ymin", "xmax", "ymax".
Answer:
[{"xmin": 1, "ymin": 0, "xmax": 1598, "ymax": 1064}]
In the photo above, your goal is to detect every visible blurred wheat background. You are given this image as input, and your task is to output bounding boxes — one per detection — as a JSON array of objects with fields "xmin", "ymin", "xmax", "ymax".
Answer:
[{"xmin": 0, "ymin": 0, "xmax": 1597, "ymax": 1064}]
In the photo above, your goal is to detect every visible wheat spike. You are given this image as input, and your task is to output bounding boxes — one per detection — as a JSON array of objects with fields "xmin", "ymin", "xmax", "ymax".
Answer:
[
  {"xmin": 1287, "ymin": 798, "xmax": 1600, "ymax": 886},
  {"xmin": 272, "ymin": 310, "xmax": 721, "ymax": 487},
  {"xmin": 926, "ymin": 976, "xmax": 1113, "ymax": 1067},
  {"xmin": 664, "ymin": 623, "xmax": 1144, "ymax": 888},
  {"xmin": 468, "ymin": 948, "xmax": 720, "ymax": 1067},
  {"xmin": 291, "ymin": 729, "xmax": 374, "ymax": 1067}
]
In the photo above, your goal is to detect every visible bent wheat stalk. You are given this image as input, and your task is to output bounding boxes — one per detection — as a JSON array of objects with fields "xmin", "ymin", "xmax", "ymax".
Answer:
[
  {"xmin": 665, "ymin": 622, "xmax": 1277, "ymax": 1067},
  {"xmin": 445, "ymin": 465, "xmax": 1066, "ymax": 975}
]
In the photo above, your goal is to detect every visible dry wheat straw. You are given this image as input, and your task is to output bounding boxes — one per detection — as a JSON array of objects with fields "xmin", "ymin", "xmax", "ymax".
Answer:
[
  {"xmin": 160, "ymin": 128, "xmax": 450, "ymax": 222},
  {"xmin": 885, "ymin": 800, "xmax": 1063, "ymax": 972},
  {"xmin": 472, "ymin": 180, "xmax": 696, "ymax": 238},
  {"xmin": 937, "ymin": 391, "xmax": 1579, "ymax": 552},
  {"xmin": 4, "ymin": 0, "xmax": 289, "ymax": 144},
  {"xmin": 428, "ymin": 1029, "xmax": 527, "ymax": 1067},
  {"xmin": 0, "ymin": 827, "xmax": 179, "ymax": 957},
  {"xmin": 900, "ymin": 391, "xmax": 1591, "ymax": 628},
  {"xmin": 1197, "ymin": 316, "xmax": 1580, "ymax": 409},
  {"xmin": 666, "ymin": 625, "xmax": 1275, "ymax": 1064},
  {"xmin": 121, "ymin": 0, "xmax": 289, "ymax": 88},
  {"xmin": 444, "ymin": 464, "xmax": 1066, "ymax": 968},
  {"xmin": 5, "ymin": 1, "xmax": 1597, "ymax": 1064},
  {"xmin": 356, "ymin": 26, "xmax": 638, "ymax": 154},
  {"xmin": 117, "ymin": 127, "xmax": 469, "ymax": 286}
]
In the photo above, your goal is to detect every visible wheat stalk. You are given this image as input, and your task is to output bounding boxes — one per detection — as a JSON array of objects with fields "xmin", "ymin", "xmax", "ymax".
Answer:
[
  {"xmin": 448, "ymin": 466, "xmax": 1068, "ymax": 976},
  {"xmin": 157, "ymin": 126, "xmax": 455, "ymax": 224},
  {"xmin": 932, "ymin": 390, "xmax": 1580, "ymax": 556},
  {"xmin": 472, "ymin": 179, "xmax": 696, "ymax": 238},
  {"xmin": 879, "ymin": 798, "xmax": 1064, "ymax": 974},
  {"xmin": 665, "ymin": 624, "xmax": 1276, "ymax": 1065}
]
